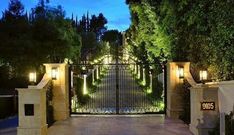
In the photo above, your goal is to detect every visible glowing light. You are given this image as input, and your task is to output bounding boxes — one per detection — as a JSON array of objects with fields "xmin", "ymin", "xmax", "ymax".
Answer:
[
  {"xmin": 51, "ymin": 67, "xmax": 58, "ymax": 80},
  {"xmin": 200, "ymin": 70, "xmax": 208, "ymax": 81},
  {"xmin": 148, "ymin": 72, "xmax": 152, "ymax": 94},
  {"xmin": 83, "ymin": 74, "xmax": 88, "ymax": 95},
  {"xmin": 142, "ymin": 68, "xmax": 146, "ymax": 86},
  {"xmin": 82, "ymin": 66, "xmax": 86, "ymax": 70},
  {"xmin": 29, "ymin": 72, "xmax": 36, "ymax": 83},
  {"xmin": 92, "ymin": 69, "xmax": 95, "ymax": 85},
  {"xmin": 159, "ymin": 102, "xmax": 165, "ymax": 109},
  {"xmin": 71, "ymin": 71, "xmax": 74, "ymax": 88},
  {"xmin": 146, "ymin": 88, "xmax": 152, "ymax": 94},
  {"xmin": 96, "ymin": 66, "xmax": 99, "ymax": 79},
  {"xmin": 177, "ymin": 66, "xmax": 184, "ymax": 79},
  {"xmin": 137, "ymin": 65, "xmax": 141, "ymax": 79},
  {"xmin": 94, "ymin": 60, "xmax": 98, "ymax": 63},
  {"xmin": 134, "ymin": 64, "xmax": 137, "ymax": 74},
  {"xmin": 104, "ymin": 57, "xmax": 108, "ymax": 64}
]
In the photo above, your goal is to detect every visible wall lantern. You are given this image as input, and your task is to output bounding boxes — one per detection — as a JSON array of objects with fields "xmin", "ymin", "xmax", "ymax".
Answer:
[
  {"xmin": 29, "ymin": 72, "xmax": 36, "ymax": 83},
  {"xmin": 178, "ymin": 66, "xmax": 184, "ymax": 79},
  {"xmin": 200, "ymin": 70, "xmax": 208, "ymax": 81},
  {"xmin": 51, "ymin": 67, "xmax": 58, "ymax": 80}
]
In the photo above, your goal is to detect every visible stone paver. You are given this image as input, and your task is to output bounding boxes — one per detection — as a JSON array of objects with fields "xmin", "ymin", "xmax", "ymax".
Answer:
[
  {"xmin": 0, "ymin": 115, "xmax": 193, "ymax": 135},
  {"xmin": 48, "ymin": 115, "xmax": 193, "ymax": 135},
  {"xmin": 0, "ymin": 127, "xmax": 16, "ymax": 135}
]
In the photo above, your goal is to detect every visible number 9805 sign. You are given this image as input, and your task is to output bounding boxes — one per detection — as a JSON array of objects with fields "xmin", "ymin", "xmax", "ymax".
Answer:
[{"xmin": 201, "ymin": 102, "xmax": 215, "ymax": 111}]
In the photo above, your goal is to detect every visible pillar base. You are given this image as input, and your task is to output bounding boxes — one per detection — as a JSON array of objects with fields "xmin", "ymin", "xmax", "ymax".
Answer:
[
  {"xmin": 190, "ymin": 123, "xmax": 214, "ymax": 135},
  {"xmin": 166, "ymin": 108, "xmax": 183, "ymax": 119},
  {"xmin": 17, "ymin": 125, "xmax": 48, "ymax": 135}
]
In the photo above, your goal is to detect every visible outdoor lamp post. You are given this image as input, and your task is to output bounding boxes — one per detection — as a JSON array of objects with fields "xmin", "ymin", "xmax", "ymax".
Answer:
[
  {"xmin": 29, "ymin": 72, "xmax": 36, "ymax": 83},
  {"xmin": 178, "ymin": 66, "xmax": 184, "ymax": 79},
  {"xmin": 51, "ymin": 67, "xmax": 58, "ymax": 80},
  {"xmin": 83, "ymin": 74, "xmax": 88, "ymax": 95},
  {"xmin": 147, "ymin": 71, "xmax": 153, "ymax": 94}
]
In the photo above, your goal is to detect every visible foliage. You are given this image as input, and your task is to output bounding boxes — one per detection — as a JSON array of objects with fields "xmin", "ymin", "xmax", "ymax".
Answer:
[
  {"xmin": 102, "ymin": 30, "xmax": 122, "ymax": 44},
  {"xmin": 0, "ymin": 0, "xmax": 81, "ymax": 88},
  {"xmin": 72, "ymin": 12, "xmax": 108, "ymax": 62},
  {"xmin": 225, "ymin": 111, "xmax": 234, "ymax": 135},
  {"xmin": 100, "ymin": 30, "xmax": 122, "ymax": 57},
  {"xmin": 179, "ymin": 79, "xmax": 191, "ymax": 124},
  {"xmin": 126, "ymin": 0, "xmax": 234, "ymax": 81},
  {"xmin": 75, "ymin": 66, "xmax": 108, "ymax": 106},
  {"xmin": 46, "ymin": 81, "xmax": 54, "ymax": 127},
  {"xmin": 75, "ymin": 77, "xmax": 90, "ymax": 105},
  {"xmin": 147, "ymin": 77, "xmax": 164, "ymax": 108}
]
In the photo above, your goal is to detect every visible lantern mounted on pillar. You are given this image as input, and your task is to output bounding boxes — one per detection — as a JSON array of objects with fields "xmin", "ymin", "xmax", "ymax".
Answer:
[
  {"xmin": 200, "ymin": 70, "xmax": 208, "ymax": 81},
  {"xmin": 51, "ymin": 67, "xmax": 58, "ymax": 80},
  {"xmin": 29, "ymin": 72, "xmax": 36, "ymax": 83},
  {"xmin": 178, "ymin": 66, "xmax": 184, "ymax": 79}
]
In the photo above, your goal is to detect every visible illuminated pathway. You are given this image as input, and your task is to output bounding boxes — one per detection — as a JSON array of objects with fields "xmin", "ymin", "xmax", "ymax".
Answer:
[{"xmin": 76, "ymin": 65, "xmax": 156, "ymax": 114}]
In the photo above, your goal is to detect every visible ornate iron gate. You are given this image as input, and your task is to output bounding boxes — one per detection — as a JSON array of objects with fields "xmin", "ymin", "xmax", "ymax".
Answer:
[{"xmin": 70, "ymin": 60, "xmax": 165, "ymax": 114}]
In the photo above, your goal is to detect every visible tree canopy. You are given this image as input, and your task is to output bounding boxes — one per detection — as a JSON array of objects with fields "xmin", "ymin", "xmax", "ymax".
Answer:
[
  {"xmin": 0, "ymin": 0, "xmax": 81, "ymax": 78},
  {"xmin": 126, "ymin": 0, "xmax": 234, "ymax": 80}
]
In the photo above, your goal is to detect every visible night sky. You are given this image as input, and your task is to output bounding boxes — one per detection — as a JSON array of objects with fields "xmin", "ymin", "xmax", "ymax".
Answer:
[{"xmin": 0, "ymin": 0, "xmax": 131, "ymax": 31}]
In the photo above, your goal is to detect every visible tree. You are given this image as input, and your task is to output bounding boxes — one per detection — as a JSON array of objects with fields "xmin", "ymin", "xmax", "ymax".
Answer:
[
  {"xmin": 126, "ymin": 0, "xmax": 234, "ymax": 80},
  {"xmin": 0, "ymin": 0, "xmax": 81, "ymax": 80},
  {"xmin": 102, "ymin": 30, "xmax": 122, "ymax": 44},
  {"xmin": 32, "ymin": 3, "xmax": 81, "ymax": 63}
]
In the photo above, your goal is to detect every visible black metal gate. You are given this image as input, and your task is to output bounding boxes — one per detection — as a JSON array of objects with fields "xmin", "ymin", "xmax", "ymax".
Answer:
[{"xmin": 70, "ymin": 59, "xmax": 165, "ymax": 114}]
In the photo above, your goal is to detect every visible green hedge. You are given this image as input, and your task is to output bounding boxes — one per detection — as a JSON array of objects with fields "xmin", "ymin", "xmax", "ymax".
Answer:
[
  {"xmin": 147, "ymin": 77, "xmax": 164, "ymax": 111},
  {"xmin": 179, "ymin": 80, "xmax": 191, "ymax": 124},
  {"xmin": 46, "ymin": 82, "xmax": 54, "ymax": 127},
  {"xmin": 131, "ymin": 65, "xmax": 164, "ymax": 111},
  {"xmin": 75, "ymin": 77, "xmax": 89, "ymax": 105}
]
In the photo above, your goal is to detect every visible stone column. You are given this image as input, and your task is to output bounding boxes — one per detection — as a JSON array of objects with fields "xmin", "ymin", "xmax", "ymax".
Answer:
[
  {"xmin": 220, "ymin": 112, "xmax": 225, "ymax": 135},
  {"xmin": 189, "ymin": 85, "xmax": 219, "ymax": 135},
  {"xmin": 44, "ymin": 63, "xmax": 69, "ymax": 121},
  {"xmin": 166, "ymin": 62, "xmax": 190, "ymax": 118},
  {"xmin": 17, "ymin": 88, "xmax": 47, "ymax": 135}
]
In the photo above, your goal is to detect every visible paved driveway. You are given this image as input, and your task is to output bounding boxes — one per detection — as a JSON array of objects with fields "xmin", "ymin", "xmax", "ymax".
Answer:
[
  {"xmin": 0, "ymin": 115, "xmax": 193, "ymax": 135},
  {"xmin": 48, "ymin": 115, "xmax": 193, "ymax": 135}
]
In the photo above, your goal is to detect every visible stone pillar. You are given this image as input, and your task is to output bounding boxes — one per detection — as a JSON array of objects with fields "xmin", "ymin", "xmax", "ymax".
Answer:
[
  {"xmin": 44, "ymin": 63, "xmax": 69, "ymax": 121},
  {"xmin": 220, "ymin": 112, "xmax": 225, "ymax": 135},
  {"xmin": 218, "ymin": 81, "xmax": 234, "ymax": 135},
  {"xmin": 189, "ymin": 85, "xmax": 219, "ymax": 135},
  {"xmin": 17, "ymin": 88, "xmax": 47, "ymax": 135},
  {"xmin": 166, "ymin": 62, "xmax": 190, "ymax": 118}
]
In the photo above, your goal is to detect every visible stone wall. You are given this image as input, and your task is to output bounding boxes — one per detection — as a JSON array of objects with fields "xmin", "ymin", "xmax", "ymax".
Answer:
[
  {"xmin": 218, "ymin": 81, "xmax": 234, "ymax": 113},
  {"xmin": 189, "ymin": 84, "xmax": 219, "ymax": 135}
]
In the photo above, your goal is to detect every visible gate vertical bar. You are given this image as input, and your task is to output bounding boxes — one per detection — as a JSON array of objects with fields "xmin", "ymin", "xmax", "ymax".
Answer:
[
  {"xmin": 68, "ymin": 65, "xmax": 72, "ymax": 114},
  {"xmin": 163, "ymin": 64, "xmax": 167, "ymax": 113},
  {"xmin": 115, "ymin": 42, "xmax": 119, "ymax": 114}
]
